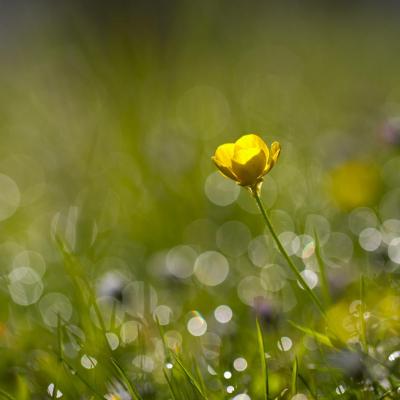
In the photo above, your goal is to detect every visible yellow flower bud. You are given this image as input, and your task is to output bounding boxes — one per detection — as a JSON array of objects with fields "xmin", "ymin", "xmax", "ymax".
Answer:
[{"xmin": 212, "ymin": 134, "xmax": 281, "ymax": 190}]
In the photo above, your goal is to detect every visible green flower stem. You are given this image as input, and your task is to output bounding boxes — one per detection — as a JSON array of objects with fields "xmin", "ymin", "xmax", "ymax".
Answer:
[{"xmin": 252, "ymin": 189, "xmax": 326, "ymax": 319}]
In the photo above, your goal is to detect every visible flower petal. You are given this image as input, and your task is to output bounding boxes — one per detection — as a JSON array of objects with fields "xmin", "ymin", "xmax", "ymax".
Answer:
[
  {"xmin": 212, "ymin": 143, "xmax": 238, "ymax": 181},
  {"xmin": 270, "ymin": 141, "xmax": 281, "ymax": 164},
  {"xmin": 231, "ymin": 148, "xmax": 266, "ymax": 186},
  {"xmin": 264, "ymin": 141, "xmax": 281, "ymax": 174},
  {"xmin": 235, "ymin": 134, "xmax": 269, "ymax": 160}
]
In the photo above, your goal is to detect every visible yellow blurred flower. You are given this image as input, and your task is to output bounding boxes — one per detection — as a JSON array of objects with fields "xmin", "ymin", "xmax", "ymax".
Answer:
[
  {"xmin": 329, "ymin": 160, "xmax": 380, "ymax": 210},
  {"xmin": 326, "ymin": 300, "xmax": 357, "ymax": 343},
  {"xmin": 105, "ymin": 395, "xmax": 121, "ymax": 400},
  {"xmin": 377, "ymin": 294, "xmax": 400, "ymax": 333},
  {"xmin": 212, "ymin": 134, "xmax": 281, "ymax": 189}
]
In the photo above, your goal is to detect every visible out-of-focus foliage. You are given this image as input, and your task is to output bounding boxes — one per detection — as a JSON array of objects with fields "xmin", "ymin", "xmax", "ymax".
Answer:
[{"xmin": 1, "ymin": 1, "xmax": 400, "ymax": 399}]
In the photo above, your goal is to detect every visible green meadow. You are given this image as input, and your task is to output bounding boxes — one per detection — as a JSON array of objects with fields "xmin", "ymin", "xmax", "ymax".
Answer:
[{"xmin": 1, "ymin": 2, "xmax": 400, "ymax": 399}]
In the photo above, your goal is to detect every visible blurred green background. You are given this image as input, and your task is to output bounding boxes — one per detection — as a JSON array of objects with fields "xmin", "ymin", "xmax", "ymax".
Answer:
[{"xmin": 1, "ymin": 1, "xmax": 400, "ymax": 398}]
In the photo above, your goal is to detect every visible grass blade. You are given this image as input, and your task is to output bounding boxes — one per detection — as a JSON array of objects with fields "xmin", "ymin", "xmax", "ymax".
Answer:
[
  {"xmin": 110, "ymin": 358, "xmax": 143, "ymax": 400},
  {"xmin": 288, "ymin": 321, "xmax": 338, "ymax": 348},
  {"xmin": 0, "ymin": 389, "xmax": 16, "ymax": 400},
  {"xmin": 192, "ymin": 355, "xmax": 207, "ymax": 396},
  {"xmin": 359, "ymin": 275, "xmax": 367, "ymax": 352},
  {"xmin": 62, "ymin": 359, "xmax": 104, "ymax": 399},
  {"xmin": 156, "ymin": 317, "xmax": 185, "ymax": 399},
  {"xmin": 298, "ymin": 374, "xmax": 318, "ymax": 400},
  {"xmin": 172, "ymin": 353, "xmax": 208, "ymax": 400},
  {"xmin": 254, "ymin": 192, "xmax": 326, "ymax": 318},
  {"xmin": 57, "ymin": 314, "xmax": 64, "ymax": 361},
  {"xmin": 256, "ymin": 318, "xmax": 268, "ymax": 400},
  {"xmin": 163, "ymin": 369, "xmax": 179, "ymax": 400},
  {"xmin": 155, "ymin": 315, "xmax": 170, "ymax": 359},
  {"xmin": 291, "ymin": 357, "xmax": 298, "ymax": 396},
  {"xmin": 314, "ymin": 229, "xmax": 331, "ymax": 306}
]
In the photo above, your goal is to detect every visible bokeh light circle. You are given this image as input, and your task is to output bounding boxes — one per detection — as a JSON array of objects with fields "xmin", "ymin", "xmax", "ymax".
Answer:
[
  {"xmin": 278, "ymin": 232, "xmax": 299, "ymax": 256},
  {"xmin": 205, "ymin": 172, "xmax": 240, "ymax": 206},
  {"xmin": 8, "ymin": 267, "xmax": 43, "ymax": 306},
  {"xmin": 153, "ymin": 305, "xmax": 173, "ymax": 326},
  {"xmin": 201, "ymin": 332, "xmax": 221, "ymax": 360},
  {"xmin": 12, "ymin": 250, "xmax": 46, "ymax": 278},
  {"xmin": 106, "ymin": 332, "xmax": 119, "ymax": 350},
  {"xmin": 248, "ymin": 235, "xmax": 275, "ymax": 267},
  {"xmin": 39, "ymin": 293, "xmax": 73, "ymax": 327},
  {"xmin": 166, "ymin": 245, "xmax": 196, "ymax": 279},
  {"xmin": 296, "ymin": 235, "xmax": 315, "ymax": 259},
  {"xmin": 232, "ymin": 394, "xmax": 251, "ymax": 400},
  {"xmin": 81, "ymin": 354, "xmax": 97, "ymax": 369},
  {"xmin": 260, "ymin": 264, "xmax": 287, "ymax": 292},
  {"xmin": 278, "ymin": 336, "xmax": 293, "ymax": 351},
  {"xmin": 224, "ymin": 371, "xmax": 232, "ymax": 379},
  {"xmin": 237, "ymin": 276, "xmax": 267, "ymax": 306},
  {"xmin": 132, "ymin": 355, "xmax": 155, "ymax": 373},
  {"xmin": 268, "ymin": 210, "xmax": 294, "ymax": 234},
  {"xmin": 120, "ymin": 321, "xmax": 141, "ymax": 344},
  {"xmin": 214, "ymin": 305, "xmax": 233, "ymax": 324},
  {"xmin": 291, "ymin": 394, "xmax": 308, "ymax": 400},
  {"xmin": 305, "ymin": 214, "xmax": 330, "ymax": 245},
  {"xmin": 233, "ymin": 357, "xmax": 248, "ymax": 372},
  {"xmin": 299, "ymin": 269, "xmax": 318, "ymax": 290},
  {"xmin": 359, "ymin": 228, "xmax": 382, "ymax": 252},
  {"xmin": 123, "ymin": 281, "xmax": 158, "ymax": 317},
  {"xmin": 388, "ymin": 238, "xmax": 400, "ymax": 264},
  {"xmin": 187, "ymin": 312, "xmax": 207, "ymax": 336},
  {"xmin": 47, "ymin": 383, "xmax": 63, "ymax": 398},
  {"xmin": 348, "ymin": 207, "xmax": 378, "ymax": 235},
  {"xmin": 164, "ymin": 330, "xmax": 182, "ymax": 350},
  {"xmin": 323, "ymin": 232, "xmax": 353, "ymax": 266},
  {"xmin": 194, "ymin": 251, "xmax": 229, "ymax": 286},
  {"xmin": 381, "ymin": 219, "xmax": 400, "ymax": 245},
  {"xmin": 216, "ymin": 221, "xmax": 251, "ymax": 257},
  {"xmin": 91, "ymin": 296, "xmax": 124, "ymax": 330}
]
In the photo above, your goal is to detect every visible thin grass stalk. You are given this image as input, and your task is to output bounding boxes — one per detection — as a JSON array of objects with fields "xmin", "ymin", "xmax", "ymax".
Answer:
[
  {"xmin": 252, "ymin": 190, "xmax": 326, "ymax": 319},
  {"xmin": 256, "ymin": 318, "xmax": 269, "ymax": 400},
  {"xmin": 291, "ymin": 357, "xmax": 298, "ymax": 396},
  {"xmin": 314, "ymin": 229, "xmax": 331, "ymax": 306},
  {"xmin": 172, "ymin": 353, "xmax": 208, "ymax": 400},
  {"xmin": 0, "ymin": 389, "xmax": 16, "ymax": 400}
]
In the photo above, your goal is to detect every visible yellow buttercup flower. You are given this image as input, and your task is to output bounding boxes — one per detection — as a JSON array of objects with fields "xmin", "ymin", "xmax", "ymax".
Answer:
[
  {"xmin": 212, "ymin": 134, "xmax": 281, "ymax": 190},
  {"xmin": 212, "ymin": 134, "xmax": 325, "ymax": 317}
]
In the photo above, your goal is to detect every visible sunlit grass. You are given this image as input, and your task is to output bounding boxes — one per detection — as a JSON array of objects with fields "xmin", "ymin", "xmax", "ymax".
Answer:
[{"xmin": 1, "ymin": 2, "xmax": 400, "ymax": 399}]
